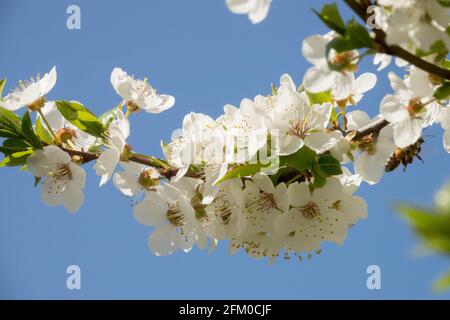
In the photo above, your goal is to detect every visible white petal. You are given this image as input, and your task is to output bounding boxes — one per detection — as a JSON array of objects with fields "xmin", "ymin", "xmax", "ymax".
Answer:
[
  {"xmin": 444, "ymin": 129, "xmax": 450, "ymax": 153},
  {"xmin": 133, "ymin": 195, "xmax": 166, "ymax": 227},
  {"xmin": 69, "ymin": 162, "xmax": 86, "ymax": 188},
  {"xmin": 148, "ymin": 225, "xmax": 179, "ymax": 256},
  {"xmin": 380, "ymin": 95, "xmax": 408, "ymax": 123},
  {"xmin": 287, "ymin": 182, "xmax": 310, "ymax": 207},
  {"xmin": 62, "ymin": 182, "xmax": 84, "ymax": 213},
  {"xmin": 20, "ymin": 83, "xmax": 41, "ymax": 106},
  {"xmin": 40, "ymin": 178, "xmax": 65, "ymax": 207},
  {"xmin": 393, "ymin": 118, "xmax": 423, "ymax": 148},
  {"xmin": 303, "ymin": 67, "xmax": 335, "ymax": 93},
  {"xmin": 346, "ymin": 110, "xmax": 372, "ymax": 130},
  {"xmin": 226, "ymin": 0, "xmax": 256, "ymax": 14},
  {"xmin": 142, "ymin": 94, "xmax": 175, "ymax": 113},
  {"xmin": 279, "ymin": 135, "xmax": 304, "ymax": 156},
  {"xmin": 27, "ymin": 149, "xmax": 50, "ymax": 177},
  {"xmin": 373, "ymin": 53, "xmax": 391, "ymax": 71},
  {"xmin": 353, "ymin": 73, "xmax": 377, "ymax": 95},
  {"xmin": 304, "ymin": 131, "xmax": 335, "ymax": 153},
  {"xmin": 39, "ymin": 66, "xmax": 57, "ymax": 96},
  {"xmin": 333, "ymin": 72, "xmax": 354, "ymax": 101},
  {"xmin": 248, "ymin": 0, "xmax": 271, "ymax": 24},
  {"xmin": 95, "ymin": 148, "xmax": 120, "ymax": 186},
  {"xmin": 1, "ymin": 92, "xmax": 22, "ymax": 111},
  {"xmin": 113, "ymin": 172, "xmax": 141, "ymax": 197},
  {"xmin": 302, "ymin": 35, "xmax": 328, "ymax": 66}
]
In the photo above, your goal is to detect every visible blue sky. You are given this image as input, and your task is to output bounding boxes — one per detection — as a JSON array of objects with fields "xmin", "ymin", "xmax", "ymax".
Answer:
[{"xmin": 0, "ymin": 0, "xmax": 449, "ymax": 299}]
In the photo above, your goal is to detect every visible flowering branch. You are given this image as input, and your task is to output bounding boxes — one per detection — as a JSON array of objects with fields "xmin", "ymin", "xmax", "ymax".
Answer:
[
  {"xmin": 344, "ymin": 0, "xmax": 450, "ymax": 80},
  {"xmin": 0, "ymin": 1, "xmax": 449, "ymax": 262}
]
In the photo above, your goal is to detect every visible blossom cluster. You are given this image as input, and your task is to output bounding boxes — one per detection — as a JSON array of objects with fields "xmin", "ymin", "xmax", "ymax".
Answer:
[{"xmin": 0, "ymin": 1, "xmax": 450, "ymax": 262}]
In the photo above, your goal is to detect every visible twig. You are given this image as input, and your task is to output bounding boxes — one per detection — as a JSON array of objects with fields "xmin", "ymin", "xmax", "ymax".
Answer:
[{"xmin": 343, "ymin": 0, "xmax": 450, "ymax": 80}]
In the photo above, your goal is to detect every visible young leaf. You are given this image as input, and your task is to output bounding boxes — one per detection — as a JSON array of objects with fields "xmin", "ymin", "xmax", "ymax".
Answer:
[
  {"xmin": 0, "ymin": 79, "xmax": 6, "ymax": 98},
  {"xmin": 217, "ymin": 163, "xmax": 269, "ymax": 184},
  {"xmin": 35, "ymin": 117, "xmax": 54, "ymax": 145},
  {"xmin": 0, "ymin": 149, "xmax": 33, "ymax": 167},
  {"xmin": 306, "ymin": 90, "xmax": 333, "ymax": 105},
  {"xmin": 434, "ymin": 270, "xmax": 450, "ymax": 293},
  {"xmin": 346, "ymin": 19, "xmax": 374, "ymax": 49},
  {"xmin": 434, "ymin": 81, "xmax": 450, "ymax": 100},
  {"xmin": 311, "ymin": 165, "xmax": 327, "ymax": 189},
  {"xmin": 313, "ymin": 3, "xmax": 346, "ymax": 35},
  {"xmin": 3, "ymin": 138, "xmax": 31, "ymax": 151},
  {"xmin": 0, "ymin": 106, "xmax": 22, "ymax": 134},
  {"xmin": 21, "ymin": 111, "xmax": 42, "ymax": 149},
  {"xmin": 55, "ymin": 100, "xmax": 106, "ymax": 138},
  {"xmin": 316, "ymin": 153, "xmax": 343, "ymax": 176},
  {"xmin": 280, "ymin": 146, "xmax": 316, "ymax": 173}
]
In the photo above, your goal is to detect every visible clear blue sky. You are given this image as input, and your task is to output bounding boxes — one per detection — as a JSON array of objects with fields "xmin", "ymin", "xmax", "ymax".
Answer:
[{"xmin": 0, "ymin": 0, "xmax": 449, "ymax": 299}]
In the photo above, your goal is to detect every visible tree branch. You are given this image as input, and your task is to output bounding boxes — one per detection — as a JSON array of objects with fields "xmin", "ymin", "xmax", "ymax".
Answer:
[{"xmin": 343, "ymin": 0, "xmax": 450, "ymax": 80}]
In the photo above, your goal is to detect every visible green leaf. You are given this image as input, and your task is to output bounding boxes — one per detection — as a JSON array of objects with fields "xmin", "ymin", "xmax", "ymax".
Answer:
[
  {"xmin": 438, "ymin": 0, "xmax": 450, "ymax": 7},
  {"xmin": 217, "ymin": 163, "xmax": 269, "ymax": 184},
  {"xmin": 311, "ymin": 165, "xmax": 327, "ymax": 189},
  {"xmin": 34, "ymin": 176, "xmax": 42, "ymax": 187},
  {"xmin": 0, "ymin": 106, "xmax": 22, "ymax": 134},
  {"xmin": 0, "ymin": 128, "xmax": 22, "ymax": 139},
  {"xmin": 21, "ymin": 111, "xmax": 42, "ymax": 149},
  {"xmin": 434, "ymin": 270, "xmax": 450, "ymax": 293},
  {"xmin": 0, "ymin": 149, "xmax": 33, "ymax": 167},
  {"xmin": 316, "ymin": 153, "xmax": 343, "ymax": 176},
  {"xmin": 313, "ymin": 3, "xmax": 346, "ymax": 35},
  {"xmin": 306, "ymin": 90, "xmax": 333, "ymax": 105},
  {"xmin": 55, "ymin": 100, "xmax": 106, "ymax": 138},
  {"xmin": 434, "ymin": 81, "xmax": 450, "ymax": 100},
  {"xmin": 346, "ymin": 19, "xmax": 374, "ymax": 49},
  {"xmin": 0, "ymin": 79, "xmax": 6, "ymax": 98},
  {"xmin": 399, "ymin": 205, "xmax": 450, "ymax": 254},
  {"xmin": 3, "ymin": 138, "xmax": 31, "ymax": 151},
  {"xmin": 280, "ymin": 146, "xmax": 316, "ymax": 173},
  {"xmin": 35, "ymin": 117, "xmax": 54, "ymax": 145}
]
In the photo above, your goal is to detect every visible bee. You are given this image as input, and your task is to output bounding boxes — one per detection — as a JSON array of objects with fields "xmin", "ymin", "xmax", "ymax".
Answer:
[{"xmin": 385, "ymin": 137, "xmax": 425, "ymax": 172}]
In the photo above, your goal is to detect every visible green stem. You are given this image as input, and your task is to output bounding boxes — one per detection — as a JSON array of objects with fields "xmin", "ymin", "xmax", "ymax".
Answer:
[{"xmin": 37, "ymin": 108, "xmax": 58, "ymax": 142}]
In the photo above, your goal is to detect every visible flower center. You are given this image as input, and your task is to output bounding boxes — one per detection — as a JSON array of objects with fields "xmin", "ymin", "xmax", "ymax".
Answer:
[
  {"xmin": 330, "ymin": 51, "xmax": 358, "ymax": 72},
  {"xmin": 257, "ymin": 192, "xmax": 278, "ymax": 211},
  {"xmin": 51, "ymin": 163, "xmax": 73, "ymax": 181},
  {"xmin": 299, "ymin": 201, "xmax": 321, "ymax": 220},
  {"xmin": 289, "ymin": 119, "xmax": 309, "ymax": 139},
  {"xmin": 28, "ymin": 96, "xmax": 46, "ymax": 112},
  {"xmin": 56, "ymin": 127, "xmax": 77, "ymax": 144},
  {"xmin": 406, "ymin": 98, "xmax": 424, "ymax": 116},
  {"xmin": 138, "ymin": 169, "xmax": 159, "ymax": 191},
  {"xmin": 166, "ymin": 203, "xmax": 185, "ymax": 227}
]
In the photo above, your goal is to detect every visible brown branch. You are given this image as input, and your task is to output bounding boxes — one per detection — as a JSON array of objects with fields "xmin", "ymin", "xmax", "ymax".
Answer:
[
  {"xmin": 60, "ymin": 147, "xmax": 198, "ymax": 179},
  {"xmin": 350, "ymin": 118, "xmax": 389, "ymax": 140},
  {"xmin": 343, "ymin": 0, "xmax": 450, "ymax": 80}
]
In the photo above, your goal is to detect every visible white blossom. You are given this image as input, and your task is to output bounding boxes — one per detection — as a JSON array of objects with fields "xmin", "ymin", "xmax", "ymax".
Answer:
[
  {"xmin": 226, "ymin": 0, "xmax": 271, "ymax": 24},
  {"xmin": 27, "ymin": 145, "xmax": 86, "ymax": 213},
  {"xmin": 1, "ymin": 66, "xmax": 56, "ymax": 111},
  {"xmin": 111, "ymin": 67, "xmax": 175, "ymax": 114}
]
